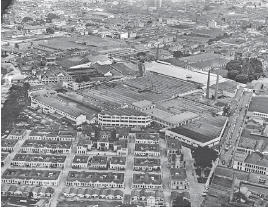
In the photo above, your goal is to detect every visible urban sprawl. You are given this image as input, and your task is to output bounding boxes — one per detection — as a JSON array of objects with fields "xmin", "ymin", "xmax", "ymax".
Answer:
[{"xmin": 1, "ymin": 0, "xmax": 268, "ymax": 207}]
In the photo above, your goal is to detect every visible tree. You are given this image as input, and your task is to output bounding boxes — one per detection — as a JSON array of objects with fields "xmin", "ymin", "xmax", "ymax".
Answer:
[
  {"xmin": 227, "ymin": 70, "xmax": 240, "ymax": 80},
  {"xmin": 14, "ymin": 43, "xmax": 19, "ymax": 49},
  {"xmin": 173, "ymin": 51, "xmax": 184, "ymax": 58},
  {"xmin": 235, "ymin": 74, "xmax": 248, "ymax": 84},
  {"xmin": 173, "ymin": 196, "xmax": 191, "ymax": 207},
  {"xmin": 46, "ymin": 27, "xmax": 54, "ymax": 34},
  {"xmin": 22, "ymin": 17, "xmax": 33, "ymax": 23},
  {"xmin": 226, "ymin": 60, "xmax": 242, "ymax": 72},
  {"xmin": 192, "ymin": 146, "xmax": 218, "ymax": 169},
  {"xmin": 47, "ymin": 13, "xmax": 58, "ymax": 20}
]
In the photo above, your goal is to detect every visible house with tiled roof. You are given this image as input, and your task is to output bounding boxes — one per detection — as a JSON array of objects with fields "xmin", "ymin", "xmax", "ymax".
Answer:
[
  {"xmin": 170, "ymin": 168, "xmax": 189, "ymax": 190},
  {"xmin": 109, "ymin": 156, "xmax": 126, "ymax": 170},
  {"xmin": 133, "ymin": 173, "xmax": 162, "ymax": 190}
]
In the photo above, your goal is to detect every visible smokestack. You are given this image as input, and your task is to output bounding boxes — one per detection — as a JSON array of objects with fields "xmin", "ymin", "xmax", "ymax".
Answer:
[
  {"xmin": 156, "ymin": 44, "xmax": 160, "ymax": 60},
  {"xmin": 206, "ymin": 70, "xmax": 210, "ymax": 99},
  {"xmin": 215, "ymin": 67, "xmax": 220, "ymax": 100}
]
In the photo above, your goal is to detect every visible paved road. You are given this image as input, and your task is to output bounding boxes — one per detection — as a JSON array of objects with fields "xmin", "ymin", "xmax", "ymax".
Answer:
[
  {"xmin": 219, "ymin": 91, "xmax": 252, "ymax": 167},
  {"xmin": 159, "ymin": 138, "xmax": 171, "ymax": 207},
  {"xmin": 182, "ymin": 146, "xmax": 205, "ymax": 207}
]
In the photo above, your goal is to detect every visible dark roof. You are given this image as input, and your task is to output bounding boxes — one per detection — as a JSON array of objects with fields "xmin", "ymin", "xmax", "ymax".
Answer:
[
  {"xmin": 133, "ymin": 173, "xmax": 161, "ymax": 185},
  {"xmin": 248, "ymin": 97, "xmax": 268, "ymax": 115},
  {"xmin": 170, "ymin": 168, "xmax": 187, "ymax": 180}
]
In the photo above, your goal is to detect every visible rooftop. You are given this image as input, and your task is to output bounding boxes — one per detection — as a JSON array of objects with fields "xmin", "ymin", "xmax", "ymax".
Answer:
[
  {"xmin": 248, "ymin": 97, "xmax": 268, "ymax": 115},
  {"xmin": 132, "ymin": 100, "xmax": 153, "ymax": 109},
  {"xmin": 101, "ymin": 107, "xmax": 148, "ymax": 117},
  {"xmin": 133, "ymin": 173, "xmax": 161, "ymax": 185},
  {"xmin": 72, "ymin": 155, "xmax": 90, "ymax": 164},
  {"xmin": 2, "ymin": 169, "xmax": 61, "ymax": 180},
  {"xmin": 134, "ymin": 158, "xmax": 161, "ymax": 166},
  {"xmin": 110, "ymin": 156, "xmax": 126, "ymax": 165},
  {"xmin": 13, "ymin": 154, "xmax": 67, "ymax": 163},
  {"xmin": 170, "ymin": 168, "xmax": 187, "ymax": 180},
  {"xmin": 135, "ymin": 144, "xmax": 160, "ymax": 152}
]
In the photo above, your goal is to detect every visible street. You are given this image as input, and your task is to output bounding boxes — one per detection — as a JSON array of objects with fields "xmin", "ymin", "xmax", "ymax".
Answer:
[
  {"xmin": 219, "ymin": 90, "xmax": 252, "ymax": 167},
  {"xmin": 182, "ymin": 146, "xmax": 205, "ymax": 207}
]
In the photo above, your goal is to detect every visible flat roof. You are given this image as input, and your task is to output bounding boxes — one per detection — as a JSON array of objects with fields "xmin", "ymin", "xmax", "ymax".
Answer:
[
  {"xmin": 168, "ymin": 116, "xmax": 227, "ymax": 143},
  {"xmin": 248, "ymin": 97, "xmax": 268, "ymax": 114},
  {"xmin": 146, "ymin": 62, "xmax": 225, "ymax": 85},
  {"xmin": 132, "ymin": 100, "xmax": 153, "ymax": 108},
  {"xmin": 101, "ymin": 108, "xmax": 148, "ymax": 117}
]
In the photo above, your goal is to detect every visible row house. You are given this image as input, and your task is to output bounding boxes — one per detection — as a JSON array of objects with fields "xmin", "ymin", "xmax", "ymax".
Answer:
[
  {"xmin": 11, "ymin": 154, "xmax": 67, "ymax": 168},
  {"xmin": 1, "ymin": 153, "xmax": 9, "ymax": 166},
  {"xmin": 66, "ymin": 171, "xmax": 124, "ymax": 188},
  {"xmin": 20, "ymin": 140, "xmax": 72, "ymax": 154},
  {"xmin": 233, "ymin": 151, "xmax": 268, "ymax": 175},
  {"xmin": 134, "ymin": 144, "xmax": 160, "ymax": 157},
  {"xmin": 1, "ymin": 139, "xmax": 19, "ymax": 152},
  {"xmin": 29, "ymin": 129, "xmax": 76, "ymax": 142},
  {"xmin": 89, "ymin": 155, "xmax": 108, "ymax": 170},
  {"xmin": 135, "ymin": 132, "xmax": 159, "ymax": 144},
  {"xmin": 62, "ymin": 187, "xmax": 123, "ymax": 200},
  {"xmin": 133, "ymin": 173, "xmax": 162, "ymax": 190},
  {"xmin": 134, "ymin": 158, "xmax": 161, "ymax": 172},
  {"xmin": 109, "ymin": 156, "xmax": 126, "ymax": 170},
  {"xmin": 131, "ymin": 189, "xmax": 164, "ymax": 207},
  {"xmin": 1, "ymin": 169, "xmax": 61, "ymax": 186},
  {"xmin": 72, "ymin": 155, "xmax": 90, "ymax": 169},
  {"xmin": 8, "ymin": 129, "xmax": 27, "ymax": 140},
  {"xmin": 1, "ymin": 185, "xmax": 54, "ymax": 199}
]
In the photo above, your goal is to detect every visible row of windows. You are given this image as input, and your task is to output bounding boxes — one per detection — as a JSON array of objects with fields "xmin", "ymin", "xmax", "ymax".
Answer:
[{"xmin": 66, "ymin": 182, "xmax": 123, "ymax": 188}]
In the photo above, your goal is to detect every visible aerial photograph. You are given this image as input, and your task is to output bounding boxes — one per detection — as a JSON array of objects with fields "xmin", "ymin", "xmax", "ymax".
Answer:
[{"xmin": 1, "ymin": 0, "xmax": 268, "ymax": 207}]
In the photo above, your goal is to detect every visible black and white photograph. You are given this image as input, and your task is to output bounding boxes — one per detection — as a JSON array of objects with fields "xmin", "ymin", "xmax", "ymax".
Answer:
[{"xmin": 1, "ymin": 0, "xmax": 268, "ymax": 207}]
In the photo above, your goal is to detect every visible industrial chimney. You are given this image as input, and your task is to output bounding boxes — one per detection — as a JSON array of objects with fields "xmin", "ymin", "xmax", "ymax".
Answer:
[
  {"xmin": 206, "ymin": 70, "xmax": 210, "ymax": 99},
  {"xmin": 214, "ymin": 67, "xmax": 220, "ymax": 100}
]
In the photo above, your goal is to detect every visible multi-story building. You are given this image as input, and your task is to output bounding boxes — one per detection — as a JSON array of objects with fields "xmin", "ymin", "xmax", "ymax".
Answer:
[
  {"xmin": 233, "ymin": 151, "xmax": 268, "ymax": 175},
  {"xmin": 72, "ymin": 155, "xmax": 90, "ymax": 169},
  {"xmin": 133, "ymin": 173, "xmax": 162, "ymax": 190},
  {"xmin": 89, "ymin": 155, "xmax": 108, "ymax": 170},
  {"xmin": 134, "ymin": 158, "xmax": 161, "ymax": 172},
  {"xmin": 35, "ymin": 68, "xmax": 74, "ymax": 84},
  {"xmin": 11, "ymin": 154, "xmax": 67, "ymax": 168},
  {"xmin": 1, "ymin": 169, "xmax": 61, "ymax": 186},
  {"xmin": 8, "ymin": 129, "xmax": 27, "ymax": 140},
  {"xmin": 31, "ymin": 96, "xmax": 87, "ymax": 125},
  {"xmin": 76, "ymin": 139, "xmax": 94, "ymax": 154},
  {"xmin": 66, "ymin": 171, "xmax": 125, "ymax": 188},
  {"xmin": 98, "ymin": 108, "xmax": 151, "ymax": 127},
  {"xmin": 135, "ymin": 132, "xmax": 159, "ymax": 144},
  {"xmin": 1, "ymin": 139, "xmax": 19, "ymax": 152},
  {"xmin": 20, "ymin": 140, "xmax": 72, "ymax": 154},
  {"xmin": 170, "ymin": 168, "xmax": 189, "ymax": 190},
  {"xmin": 166, "ymin": 137, "xmax": 185, "ymax": 169},
  {"xmin": 109, "ymin": 156, "xmax": 126, "ymax": 170},
  {"xmin": 29, "ymin": 129, "xmax": 76, "ymax": 142},
  {"xmin": 134, "ymin": 144, "xmax": 160, "ymax": 157}
]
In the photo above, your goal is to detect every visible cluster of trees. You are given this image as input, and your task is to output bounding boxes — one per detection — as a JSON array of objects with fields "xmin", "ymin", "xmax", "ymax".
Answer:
[
  {"xmin": 46, "ymin": 13, "xmax": 58, "ymax": 23},
  {"xmin": 46, "ymin": 27, "xmax": 54, "ymax": 34},
  {"xmin": 226, "ymin": 58, "xmax": 264, "ymax": 84},
  {"xmin": 172, "ymin": 195, "xmax": 191, "ymax": 207},
  {"xmin": 1, "ymin": 83, "xmax": 30, "ymax": 133},
  {"xmin": 173, "ymin": 51, "xmax": 190, "ymax": 58},
  {"xmin": 192, "ymin": 146, "xmax": 218, "ymax": 169},
  {"xmin": 21, "ymin": 16, "xmax": 33, "ymax": 23},
  {"xmin": 208, "ymin": 33, "xmax": 231, "ymax": 44}
]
